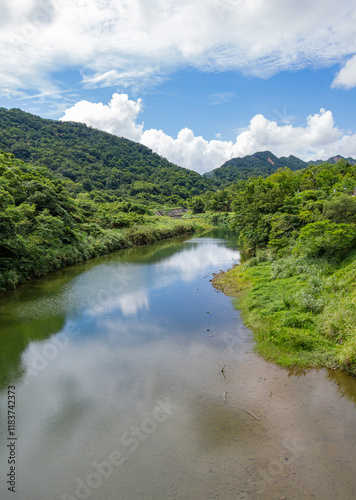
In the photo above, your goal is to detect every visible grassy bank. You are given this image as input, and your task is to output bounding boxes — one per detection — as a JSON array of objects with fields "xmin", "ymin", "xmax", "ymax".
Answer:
[
  {"xmin": 1, "ymin": 217, "xmax": 210, "ymax": 292},
  {"xmin": 213, "ymin": 250, "xmax": 356, "ymax": 376},
  {"xmin": 0, "ymin": 150, "xmax": 213, "ymax": 293},
  {"xmin": 182, "ymin": 210, "xmax": 233, "ymax": 225}
]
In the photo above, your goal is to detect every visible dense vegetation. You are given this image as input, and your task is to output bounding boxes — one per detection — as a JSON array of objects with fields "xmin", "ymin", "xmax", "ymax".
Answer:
[
  {"xmin": 2, "ymin": 106, "xmax": 356, "ymax": 375},
  {"xmin": 204, "ymin": 151, "xmax": 308, "ymax": 188},
  {"xmin": 0, "ymin": 108, "xmax": 212, "ymax": 204},
  {"xmin": 204, "ymin": 151, "xmax": 356, "ymax": 189},
  {"xmin": 308, "ymin": 154, "xmax": 356, "ymax": 167},
  {"xmin": 0, "ymin": 151, "xmax": 207, "ymax": 292},
  {"xmin": 231, "ymin": 160, "xmax": 356, "ymax": 257},
  {"xmin": 214, "ymin": 160, "xmax": 356, "ymax": 375}
]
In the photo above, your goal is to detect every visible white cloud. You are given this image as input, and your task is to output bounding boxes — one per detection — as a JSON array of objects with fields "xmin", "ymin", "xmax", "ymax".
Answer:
[
  {"xmin": 141, "ymin": 127, "xmax": 234, "ymax": 173},
  {"xmin": 0, "ymin": 0, "xmax": 356, "ymax": 95},
  {"xmin": 332, "ymin": 55, "xmax": 356, "ymax": 89},
  {"xmin": 61, "ymin": 93, "xmax": 144, "ymax": 141},
  {"xmin": 81, "ymin": 67, "xmax": 166, "ymax": 90},
  {"xmin": 61, "ymin": 94, "xmax": 356, "ymax": 172}
]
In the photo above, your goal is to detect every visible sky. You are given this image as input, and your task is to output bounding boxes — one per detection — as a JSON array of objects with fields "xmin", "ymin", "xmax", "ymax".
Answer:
[{"xmin": 0, "ymin": 0, "xmax": 356, "ymax": 174}]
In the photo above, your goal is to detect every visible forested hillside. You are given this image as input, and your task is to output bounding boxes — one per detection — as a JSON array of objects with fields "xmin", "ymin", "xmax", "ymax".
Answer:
[
  {"xmin": 204, "ymin": 151, "xmax": 308, "ymax": 187},
  {"xmin": 232, "ymin": 160, "xmax": 356, "ymax": 256},
  {"xmin": 214, "ymin": 159, "xmax": 356, "ymax": 374},
  {"xmin": 0, "ymin": 151, "xmax": 204, "ymax": 292},
  {"xmin": 307, "ymin": 155, "xmax": 356, "ymax": 167},
  {"xmin": 0, "ymin": 108, "xmax": 212, "ymax": 203}
]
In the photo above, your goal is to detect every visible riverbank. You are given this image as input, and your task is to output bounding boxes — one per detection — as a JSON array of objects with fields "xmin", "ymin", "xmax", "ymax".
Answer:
[
  {"xmin": 0, "ymin": 218, "xmax": 211, "ymax": 293},
  {"xmin": 213, "ymin": 250, "xmax": 356, "ymax": 376},
  {"xmin": 182, "ymin": 210, "xmax": 233, "ymax": 225}
]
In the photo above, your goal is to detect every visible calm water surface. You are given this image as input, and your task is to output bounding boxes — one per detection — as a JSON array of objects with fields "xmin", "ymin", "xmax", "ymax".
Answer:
[{"xmin": 1, "ymin": 229, "xmax": 356, "ymax": 500}]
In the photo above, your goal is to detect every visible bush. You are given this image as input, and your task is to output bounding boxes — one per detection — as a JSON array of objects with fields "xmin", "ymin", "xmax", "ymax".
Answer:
[
  {"xmin": 294, "ymin": 220, "xmax": 356, "ymax": 260},
  {"xmin": 323, "ymin": 194, "xmax": 356, "ymax": 224}
]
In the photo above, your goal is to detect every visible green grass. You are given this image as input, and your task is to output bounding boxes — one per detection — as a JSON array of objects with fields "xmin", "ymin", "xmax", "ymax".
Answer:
[
  {"xmin": 213, "ymin": 250, "xmax": 356, "ymax": 375},
  {"xmin": 182, "ymin": 210, "xmax": 233, "ymax": 225}
]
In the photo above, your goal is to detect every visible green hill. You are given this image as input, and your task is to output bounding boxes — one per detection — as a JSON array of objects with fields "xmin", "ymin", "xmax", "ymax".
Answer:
[
  {"xmin": 0, "ymin": 107, "xmax": 212, "ymax": 204},
  {"xmin": 205, "ymin": 152, "xmax": 356, "ymax": 189},
  {"xmin": 0, "ymin": 150, "xmax": 207, "ymax": 292},
  {"xmin": 307, "ymin": 155, "xmax": 356, "ymax": 166},
  {"xmin": 204, "ymin": 151, "xmax": 307, "ymax": 187}
]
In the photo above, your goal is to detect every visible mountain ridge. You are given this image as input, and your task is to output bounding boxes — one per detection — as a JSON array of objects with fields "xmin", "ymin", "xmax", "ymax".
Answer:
[
  {"xmin": 204, "ymin": 151, "xmax": 356, "ymax": 187},
  {"xmin": 0, "ymin": 107, "xmax": 212, "ymax": 203},
  {"xmin": 307, "ymin": 154, "xmax": 356, "ymax": 166},
  {"xmin": 1, "ymin": 107, "xmax": 355, "ymax": 194}
]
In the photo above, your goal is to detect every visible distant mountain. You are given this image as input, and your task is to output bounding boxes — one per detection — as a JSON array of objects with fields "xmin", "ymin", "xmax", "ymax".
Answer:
[
  {"xmin": 0, "ymin": 107, "xmax": 212, "ymax": 203},
  {"xmin": 307, "ymin": 155, "xmax": 356, "ymax": 166},
  {"xmin": 204, "ymin": 151, "xmax": 308, "ymax": 187},
  {"xmin": 204, "ymin": 151, "xmax": 356, "ymax": 188},
  {"xmin": 2, "ymin": 107, "xmax": 355, "ymax": 198}
]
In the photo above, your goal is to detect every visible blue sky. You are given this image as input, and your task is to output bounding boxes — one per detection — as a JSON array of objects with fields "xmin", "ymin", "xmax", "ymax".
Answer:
[{"xmin": 0, "ymin": 0, "xmax": 356, "ymax": 173}]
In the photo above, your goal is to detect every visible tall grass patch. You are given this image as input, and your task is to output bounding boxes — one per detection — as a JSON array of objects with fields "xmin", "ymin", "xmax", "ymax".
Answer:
[{"xmin": 214, "ymin": 251, "xmax": 356, "ymax": 374}]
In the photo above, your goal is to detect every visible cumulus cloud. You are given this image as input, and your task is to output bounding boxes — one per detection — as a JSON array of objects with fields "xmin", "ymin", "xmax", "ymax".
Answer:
[
  {"xmin": 61, "ymin": 93, "xmax": 144, "ymax": 141},
  {"xmin": 332, "ymin": 55, "xmax": 356, "ymax": 89},
  {"xmin": 1, "ymin": 0, "xmax": 356, "ymax": 95},
  {"xmin": 140, "ymin": 127, "xmax": 234, "ymax": 172},
  {"xmin": 61, "ymin": 94, "xmax": 356, "ymax": 173}
]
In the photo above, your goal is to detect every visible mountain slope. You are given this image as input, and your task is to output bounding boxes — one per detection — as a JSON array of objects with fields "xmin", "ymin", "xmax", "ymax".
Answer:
[
  {"xmin": 0, "ymin": 108, "xmax": 212, "ymax": 203},
  {"xmin": 308, "ymin": 155, "xmax": 356, "ymax": 166},
  {"xmin": 204, "ymin": 151, "xmax": 308, "ymax": 187},
  {"xmin": 0, "ymin": 150, "xmax": 205, "ymax": 292},
  {"xmin": 204, "ymin": 151, "xmax": 356, "ymax": 188}
]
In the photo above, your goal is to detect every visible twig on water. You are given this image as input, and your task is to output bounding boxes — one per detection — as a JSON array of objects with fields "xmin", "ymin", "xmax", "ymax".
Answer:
[{"xmin": 245, "ymin": 409, "xmax": 260, "ymax": 421}]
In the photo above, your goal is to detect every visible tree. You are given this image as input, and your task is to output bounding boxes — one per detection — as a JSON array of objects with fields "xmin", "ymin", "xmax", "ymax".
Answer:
[
  {"xmin": 294, "ymin": 220, "xmax": 356, "ymax": 259},
  {"xmin": 231, "ymin": 178, "xmax": 286, "ymax": 254},
  {"xmin": 190, "ymin": 196, "xmax": 205, "ymax": 213},
  {"xmin": 323, "ymin": 194, "xmax": 356, "ymax": 224}
]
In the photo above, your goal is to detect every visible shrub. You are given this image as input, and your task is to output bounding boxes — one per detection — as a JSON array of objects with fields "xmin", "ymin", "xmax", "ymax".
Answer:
[{"xmin": 295, "ymin": 220, "xmax": 356, "ymax": 260}]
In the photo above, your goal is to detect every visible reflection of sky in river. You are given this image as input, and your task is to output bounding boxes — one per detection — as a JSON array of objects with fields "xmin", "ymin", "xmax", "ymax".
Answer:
[
  {"xmin": 3, "ymin": 234, "xmax": 356, "ymax": 500},
  {"xmin": 17, "ymin": 235, "xmax": 241, "ymax": 386},
  {"xmin": 18, "ymin": 238, "xmax": 239, "ymax": 325},
  {"xmin": 5, "ymin": 234, "xmax": 246, "ymax": 499},
  {"xmin": 58, "ymin": 240, "xmax": 240, "ymax": 347},
  {"xmin": 75, "ymin": 239, "xmax": 239, "ymax": 318}
]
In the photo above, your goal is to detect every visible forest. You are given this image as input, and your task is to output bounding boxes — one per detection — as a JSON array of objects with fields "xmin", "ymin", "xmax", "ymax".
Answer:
[
  {"xmin": 0, "ymin": 108, "xmax": 212, "ymax": 204},
  {"xmin": 214, "ymin": 159, "xmax": 356, "ymax": 374},
  {"xmin": 0, "ymin": 151, "xmax": 206, "ymax": 292},
  {"xmin": 0, "ymin": 108, "xmax": 247, "ymax": 293},
  {"xmin": 2, "ymin": 106, "xmax": 356, "ymax": 375},
  {"xmin": 204, "ymin": 150, "xmax": 308, "ymax": 187}
]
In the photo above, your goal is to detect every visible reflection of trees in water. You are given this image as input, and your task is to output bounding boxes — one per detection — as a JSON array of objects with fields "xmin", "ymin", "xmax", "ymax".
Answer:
[
  {"xmin": 0, "ymin": 236, "xmax": 188, "ymax": 391},
  {"xmin": 0, "ymin": 229, "xmax": 239, "ymax": 392},
  {"xmin": 287, "ymin": 367, "xmax": 325, "ymax": 378},
  {"xmin": 288, "ymin": 367, "xmax": 312, "ymax": 378},
  {"xmin": 0, "ymin": 315, "xmax": 66, "ymax": 391},
  {"xmin": 287, "ymin": 366, "xmax": 356, "ymax": 406},
  {"xmin": 326, "ymin": 370, "xmax": 356, "ymax": 406},
  {"xmin": 204, "ymin": 227, "xmax": 239, "ymax": 249}
]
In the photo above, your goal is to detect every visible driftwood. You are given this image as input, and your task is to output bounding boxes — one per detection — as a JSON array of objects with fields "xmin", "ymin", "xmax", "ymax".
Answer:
[
  {"xmin": 245, "ymin": 409, "xmax": 260, "ymax": 421},
  {"xmin": 223, "ymin": 391, "xmax": 228, "ymax": 403}
]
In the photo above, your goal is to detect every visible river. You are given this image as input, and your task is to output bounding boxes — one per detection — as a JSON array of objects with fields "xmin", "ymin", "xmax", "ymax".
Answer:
[{"xmin": 0, "ymin": 228, "xmax": 356, "ymax": 500}]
